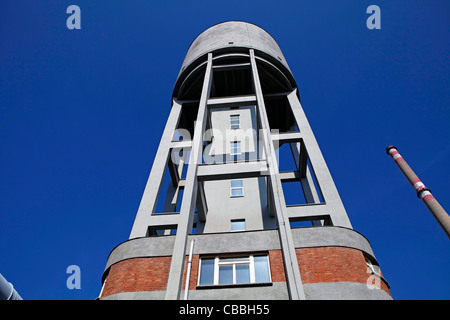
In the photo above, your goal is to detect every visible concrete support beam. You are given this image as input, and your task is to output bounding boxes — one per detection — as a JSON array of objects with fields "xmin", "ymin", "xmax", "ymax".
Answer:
[
  {"xmin": 249, "ymin": 49, "xmax": 306, "ymax": 300},
  {"xmin": 129, "ymin": 101, "xmax": 183, "ymax": 239},
  {"xmin": 169, "ymin": 140, "xmax": 192, "ymax": 149},
  {"xmin": 197, "ymin": 161, "xmax": 269, "ymax": 181},
  {"xmin": 271, "ymin": 132, "xmax": 303, "ymax": 144},
  {"xmin": 287, "ymin": 90, "xmax": 352, "ymax": 228},
  {"xmin": 207, "ymin": 94, "xmax": 257, "ymax": 109},
  {"xmin": 212, "ymin": 62, "xmax": 251, "ymax": 71},
  {"xmin": 286, "ymin": 204, "xmax": 329, "ymax": 220},
  {"xmin": 164, "ymin": 53, "xmax": 213, "ymax": 300}
]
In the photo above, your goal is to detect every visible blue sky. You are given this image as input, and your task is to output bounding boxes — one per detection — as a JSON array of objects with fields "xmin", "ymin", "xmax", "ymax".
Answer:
[{"xmin": 0, "ymin": 1, "xmax": 448, "ymax": 300}]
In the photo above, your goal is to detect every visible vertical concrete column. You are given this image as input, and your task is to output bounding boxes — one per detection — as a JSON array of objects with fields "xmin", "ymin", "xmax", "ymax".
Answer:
[
  {"xmin": 164, "ymin": 53, "xmax": 213, "ymax": 299},
  {"xmin": 286, "ymin": 90, "xmax": 352, "ymax": 228},
  {"xmin": 249, "ymin": 49, "xmax": 306, "ymax": 300},
  {"xmin": 129, "ymin": 101, "xmax": 183, "ymax": 239}
]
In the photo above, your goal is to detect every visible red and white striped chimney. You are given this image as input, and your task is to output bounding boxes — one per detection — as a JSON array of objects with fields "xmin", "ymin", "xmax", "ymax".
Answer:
[{"xmin": 386, "ymin": 145, "xmax": 450, "ymax": 238}]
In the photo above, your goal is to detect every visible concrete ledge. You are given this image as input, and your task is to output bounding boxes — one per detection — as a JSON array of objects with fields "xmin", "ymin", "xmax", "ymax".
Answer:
[
  {"xmin": 102, "ymin": 281, "xmax": 392, "ymax": 300},
  {"xmin": 303, "ymin": 282, "xmax": 393, "ymax": 300},
  {"xmin": 187, "ymin": 281, "xmax": 288, "ymax": 300},
  {"xmin": 101, "ymin": 290, "xmax": 165, "ymax": 300},
  {"xmin": 104, "ymin": 236, "xmax": 175, "ymax": 272},
  {"xmin": 189, "ymin": 229, "xmax": 281, "ymax": 255},
  {"xmin": 103, "ymin": 227, "xmax": 378, "ymax": 280},
  {"xmin": 292, "ymin": 226, "xmax": 376, "ymax": 260},
  {"xmin": 101, "ymin": 283, "xmax": 288, "ymax": 300}
]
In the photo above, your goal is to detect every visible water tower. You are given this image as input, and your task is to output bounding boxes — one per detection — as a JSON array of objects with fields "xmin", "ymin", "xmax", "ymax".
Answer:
[{"xmin": 99, "ymin": 21, "xmax": 391, "ymax": 300}]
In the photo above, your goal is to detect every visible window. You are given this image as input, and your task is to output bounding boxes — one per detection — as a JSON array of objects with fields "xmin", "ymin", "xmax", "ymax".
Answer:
[
  {"xmin": 147, "ymin": 225, "xmax": 177, "ymax": 237},
  {"xmin": 230, "ymin": 179, "xmax": 244, "ymax": 197},
  {"xmin": 230, "ymin": 114, "xmax": 240, "ymax": 129},
  {"xmin": 231, "ymin": 219, "xmax": 245, "ymax": 231},
  {"xmin": 230, "ymin": 141, "xmax": 241, "ymax": 156},
  {"xmin": 198, "ymin": 254, "xmax": 271, "ymax": 286}
]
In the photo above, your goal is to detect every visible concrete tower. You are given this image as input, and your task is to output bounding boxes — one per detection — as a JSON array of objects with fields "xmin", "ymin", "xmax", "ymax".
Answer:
[{"xmin": 99, "ymin": 21, "xmax": 392, "ymax": 300}]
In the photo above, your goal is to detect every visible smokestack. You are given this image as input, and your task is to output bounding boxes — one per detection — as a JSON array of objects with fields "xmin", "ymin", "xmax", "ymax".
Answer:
[{"xmin": 386, "ymin": 145, "xmax": 450, "ymax": 238}]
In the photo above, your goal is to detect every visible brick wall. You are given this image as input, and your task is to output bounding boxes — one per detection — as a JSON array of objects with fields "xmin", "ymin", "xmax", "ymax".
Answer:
[
  {"xmin": 101, "ymin": 257, "xmax": 171, "ymax": 298},
  {"xmin": 183, "ymin": 254, "xmax": 200, "ymax": 290},
  {"xmin": 268, "ymin": 250, "xmax": 286, "ymax": 282},
  {"xmin": 296, "ymin": 247, "xmax": 391, "ymax": 295},
  {"xmin": 102, "ymin": 247, "xmax": 390, "ymax": 298}
]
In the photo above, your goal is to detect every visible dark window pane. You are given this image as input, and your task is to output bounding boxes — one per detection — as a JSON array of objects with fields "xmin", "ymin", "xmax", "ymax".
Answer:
[
  {"xmin": 199, "ymin": 259, "xmax": 214, "ymax": 285},
  {"xmin": 254, "ymin": 256, "xmax": 270, "ymax": 283},
  {"xmin": 235, "ymin": 264, "xmax": 250, "ymax": 284},
  {"xmin": 219, "ymin": 265, "xmax": 233, "ymax": 284}
]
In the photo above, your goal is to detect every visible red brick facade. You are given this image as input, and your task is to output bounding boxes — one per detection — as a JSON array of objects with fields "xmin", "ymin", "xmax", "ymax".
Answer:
[
  {"xmin": 101, "ymin": 257, "xmax": 171, "ymax": 298},
  {"xmin": 296, "ymin": 247, "xmax": 391, "ymax": 295},
  {"xmin": 101, "ymin": 247, "xmax": 390, "ymax": 298}
]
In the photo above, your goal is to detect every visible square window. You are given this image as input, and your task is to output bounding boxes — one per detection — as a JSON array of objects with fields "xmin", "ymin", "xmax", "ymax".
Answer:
[
  {"xmin": 199, "ymin": 258, "xmax": 215, "ymax": 285},
  {"xmin": 231, "ymin": 219, "xmax": 245, "ymax": 231},
  {"xmin": 230, "ymin": 115, "xmax": 240, "ymax": 130},
  {"xmin": 198, "ymin": 254, "xmax": 271, "ymax": 286},
  {"xmin": 230, "ymin": 180, "xmax": 243, "ymax": 188},
  {"xmin": 230, "ymin": 188, "xmax": 243, "ymax": 197},
  {"xmin": 230, "ymin": 141, "xmax": 241, "ymax": 155},
  {"xmin": 230, "ymin": 179, "xmax": 244, "ymax": 197}
]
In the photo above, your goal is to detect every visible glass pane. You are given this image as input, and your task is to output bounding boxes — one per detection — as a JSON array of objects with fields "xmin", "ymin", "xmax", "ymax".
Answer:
[
  {"xmin": 199, "ymin": 259, "xmax": 215, "ymax": 285},
  {"xmin": 254, "ymin": 256, "xmax": 271, "ymax": 283},
  {"xmin": 231, "ymin": 180, "xmax": 243, "ymax": 188},
  {"xmin": 219, "ymin": 257, "xmax": 249, "ymax": 262},
  {"xmin": 219, "ymin": 265, "xmax": 233, "ymax": 284},
  {"xmin": 231, "ymin": 220, "xmax": 245, "ymax": 231},
  {"xmin": 230, "ymin": 144, "xmax": 240, "ymax": 155},
  {"xmin": 235, "ymin": 264, "xmax": 250, "ymax": 284},
  {"xmin": 231, "ymin": 188, "xmax": 243, "ymax": 197}
]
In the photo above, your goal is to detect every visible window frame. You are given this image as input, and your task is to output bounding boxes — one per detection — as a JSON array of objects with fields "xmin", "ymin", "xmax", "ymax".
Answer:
[
  {"xmin": 230, "ymin": 114, "xmax": 240, "ymax": 130},
  {"xmin": 198, "ymin": 254, "xmax": 272, "ymax": 287},
  {"xmin": 230, "ymin": 141, "xmax": 241, "ymax": 156},
  {"xmin": 230, "ymin": 179, "xmax": 244, "ymax": 198}
]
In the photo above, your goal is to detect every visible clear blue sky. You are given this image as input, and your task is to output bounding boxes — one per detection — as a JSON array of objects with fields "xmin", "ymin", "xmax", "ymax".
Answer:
[{"xmin": 0, "ymin": 1, "xmax": 448, "ymax": 300}]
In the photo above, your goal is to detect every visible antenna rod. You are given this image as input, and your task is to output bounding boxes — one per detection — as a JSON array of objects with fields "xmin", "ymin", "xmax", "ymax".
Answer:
[{"xmin": 386, "ymin": 145, "xmax": 450, "ymax": 238}]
